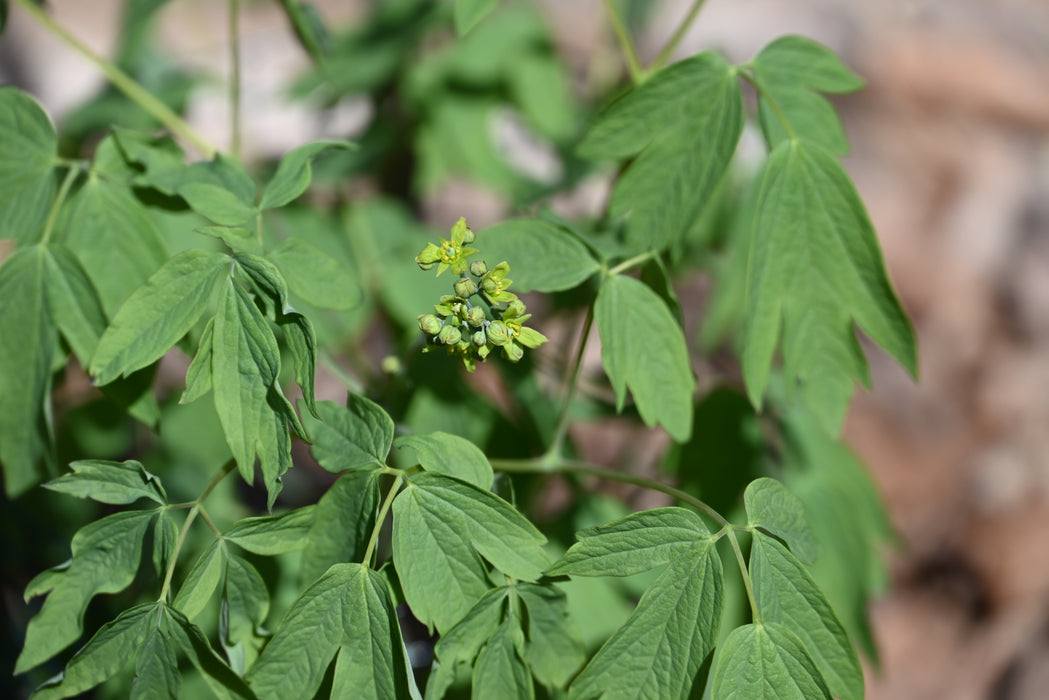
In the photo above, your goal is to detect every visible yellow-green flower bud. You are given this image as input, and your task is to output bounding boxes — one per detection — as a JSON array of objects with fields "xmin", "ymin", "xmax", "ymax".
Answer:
[
  {"xmin": 466, "ymin": 306, "xmax": 486, "ymax": 327},
  {"xmin": 472, "ymin": 330, "xmax": 487, "ymax": 347},
  {"xmin": 504, "ymin": 342, "xmax": 524, "ymax": 362},
  {"xmin": 486, "ymin": 321, "xmax": 510, "ymax": 346},
  {"xmin": 438, "ymin": 325, "xmax": 461, "ymax": 345},
  {"xmin": 462, "ymin": 227, "xmax": 475, "ymax": 244},
  {"xmin": 469, "ymin": 260, "xmax": 487, "ymax": 277},
  {"xmin": 454, "ymin": 277, "xmax": 477, "ymax": 298},
  {"xmin": 418, "ymin": 314, "xmax": 443, "ymax": 335}
]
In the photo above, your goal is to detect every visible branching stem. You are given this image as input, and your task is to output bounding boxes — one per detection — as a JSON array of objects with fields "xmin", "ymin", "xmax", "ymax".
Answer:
[
  {"xmin": 726, "ymin": 528, "xmax": 761, "ymax": 622},
  {"xmin": 740, "ymin": 68, "xmax": 797, "ymax": 140},
  {"xmin": 13, "ymin": 0, "xmax": 216, "ymax": 158},
  {"xmin": 607, "ymin": 251, "xmax": 656, "ymax": 277},
  {"xmin": 603, "ymin": 0, "xmax": 644, "ymax": 85},
  {"xmin": 363, "ymin": 475, "xmax": 403, "ymax": 568}
]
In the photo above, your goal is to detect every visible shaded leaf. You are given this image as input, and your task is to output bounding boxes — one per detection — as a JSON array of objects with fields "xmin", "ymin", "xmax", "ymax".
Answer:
[
  {"xmin": 165, "ymin": 606, "xmax": 255, "ymax": 700},
  {"xmin": 181, "ymin": 317, "xmax": 214, "ymax": 404},
  {"xmin": 173, "ymin": 540, "xmax": 227, "ymax": 620},
  {"xmin": 225, "ymin": 506, "xmax": 315, "ymax": 555},
  {"xmin": 301, "ymin": 470, "xmax": 382, "ymax": 584},
  {"xmin": 259, "ymin": 140, "xmax": 354, "ymax": 210},
  {"xmin": 267, "ymin": 237, "xmax": 360, "ymax": 310},
  {"xmin": 518, "ymin": 583, "xmax": 586, "ymax": 689},
  {"xmin": 178, "ymin": 183, "xmax": 256, "ymax": 227},
  {"xmin": 744, "ymin": 477, "xmax": 820, "ymax": 564},
  {"xmin": 280, "ymin": 312, "xmax": 316, "ymax": 415},
  {"xmin": 42, "ymin": 244, "xmax": 107, "ymax": 366},
  {"xmin": 131, "ymin": 625, "xmax": 181, "ymax": 700},
  {"xmin": 472, "ymin": 616, "xmax": 533, "ymax": 700}
]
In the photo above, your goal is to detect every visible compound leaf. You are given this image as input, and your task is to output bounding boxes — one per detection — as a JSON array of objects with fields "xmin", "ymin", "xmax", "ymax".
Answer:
[
  {"xmin": 744, "ymin": 477, "xmax": 820, "ymax": 564},
  {"xmin": 0, "ymin": 246, "xmax": 56, "ymax": 497},
  {"xmin": 518, "ymin": 583, "xmax": 586, "ymax": 689},
  {"xmin": 595, "ymin": 274, "xmax": 695, "ymax": 442},
  {"xmin": 303, "ymin": 397, "xmax": 394, "ymax": 473},
  {"xmin": 301, "ymin": 470, "xmax": 382, "ymax": 584},
  {"xmin": 44, "ymin": 459, "xmax": 166, "ymax": 505},
  {"xmin": 472, "ymin": 616, "xmax": 533, "ymax": 700},
  {"xmin": 131, "ymin": 624, "xmax": 181, "ymax": 700},
  {"xmin": 477, "ymin": 219, "xmax": 599, "ymax": 293},
  {"xmin": 749, "ymin": 533, "xmax": 862, "ymax": 700},
  {"xmin": 578, "ymin": 53, "xmax": 742, "ymax": 251},
  {"xmin": 547, "ymin": 507, "xmax": 708, "ymax": 578},
  {"xmin": 742, "ymin": 140, "xmax": 917, "ymax": 435},
  {"xmin": 711, "ymin": 622, "xmax": 831, "ymax": 700},
  {"xmin": 42, "ymin": 244, "xmax": 107, "ymax": 366},
  {"xmin": 17, "ymin": 510, "xmax": 153, "ymax": 673},
  {"xmin": 165, "ymin": 606, "xmax": 254, "ymax": 700},
  {"xmin": 569, "ymin": 541, "xmax": 723, "ymax": 700},
  {"xmin": 0, "ymin": 87, "xmax": 56, "ymax": 244},
  {"xmin": 395, "ymin": 432, "xmax": 493, "ymax": 489},
  {"xmin": 224, "ymin": 506, "xmax": 315, "ymax": 555},
  {"xmin": 90, "ymin": 249, "xmax": 229, "ymax": 385},
  {"xmin": 173, "ymin": 540, "xmax": 227, "ymax": 620}
]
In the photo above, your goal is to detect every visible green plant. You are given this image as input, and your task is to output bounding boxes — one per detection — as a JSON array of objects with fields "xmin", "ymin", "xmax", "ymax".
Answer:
[{"xmin": 1, "ymin": 0, "xmax": 916, "ymax": 698}]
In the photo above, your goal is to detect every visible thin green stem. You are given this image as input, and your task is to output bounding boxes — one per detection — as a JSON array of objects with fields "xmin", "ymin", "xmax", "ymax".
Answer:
[
  {"xmin": 40, "ymin": 164, "xmax": 81, "ymax": 245},
  {"xmin": 363, "ymin": 476, "xmax": 403, "ymax": 568},
  {"xmin": 726, "ymin": 528, "xmax": 761, "ymax": 622},
  {"xmin": 256, "ymin": 210, "xmax": 264, "ymax": 246},
  {"xmin": 196, "ymin": 504, "xmax": 222, "ymax": 537},
  {"xmin": 490, "ymin": 457, "xmax": 729, "ymax": 527},
  {"xmin": 607, "ymin": 251, "xmax": 656, "ymax": 277},
  {"xmin": 229, "ymin": 0, "xmax": 242, "ymax": 160},
  {"xmin": 650, "ymin": 0, "xmax": 709, "ymax": 72},
  {"xmin": 547, "ymin": 305, "xmax": 594, "ymax": 460},
  {"xmin": 13, "ymin": 0, "xmax": 216, "ymax": 158},
  {"xmin": 740, "ymin": 68, "xmax": 797, "ymax": 140},
  {"xmin": 157, "ymin": 460, "xmax": 236, "ymax": 602},
  {"xmin": 603, "ymin": 0, "xmax": 643, "ymax": 85}
]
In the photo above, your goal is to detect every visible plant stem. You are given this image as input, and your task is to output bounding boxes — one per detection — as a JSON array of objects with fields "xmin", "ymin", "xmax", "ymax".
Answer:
[
  {"xmin": 40, "ymin": 164, "xmax": 81, "ymax": 245},
  {"xmin": 726, "ymin": 528, "xmax": 762, "ymax": 622},
  {"xmin": 363, "ymin": 476, "xmax": 403, "ymax": 568},
  {"xmin": 603, "ymin": 0, "xmax": 644, "ymax": 85},
  {"xmin": 157, "ymin": 460, "xmax": 236, "ymax": 602},
  {"xmin": 490, "ymin": 457, "xmax": 729, "ymax": 528},
  {"xmin": 739, "ymin": 68, "xmax": 797, "ymax": 140},
  {"xmin": 547, "ymin": 306, "xmax": 594, "ymax": 459},
  {"xmin": 607, "ymin": 251, "xmax": 656, "ymax": 276},
  {"xmin": 229, "ymin": 0, "xmax": 242, "ymax": 160},
  {"xmin": 650, "ymin": 0, "xmax": 709, "ymax": 72},
  {"xmin": 13, "ymin": 0, "xmax": 216, "ymax": 158}
]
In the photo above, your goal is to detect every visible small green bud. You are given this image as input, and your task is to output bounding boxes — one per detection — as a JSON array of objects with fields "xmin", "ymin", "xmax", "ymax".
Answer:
[
  {"xmin": 504, "ymin": 342, "xmax": 524, "ymax": 362},
  {"xmin": 466, "ymin": 306, "xmax": 486, "ymax": 327},
  {"xmin": 505, "ymin": 300, "xmax": 526, "ymax": 318},
  {"xmin": 481, "ymin": 276, "xmax": 499, "ymax": 295},
  {"xmin": 453, "ymin": 277, "xmax": 477, "ymax": 298},
  {"xmin": 462, "ymin": 227, "xmax": 475, "ymax": 244},
  {"xmin": 437, "ymin": 325, "xmax": 461, "ymax": 345},
  {"xmin": 472, "ymin": 330, "xmax": 487, "ymax": 347},
  {"xmin": 469, "ymin": 260, "xmax": 487, "ymax": 277},
  {"xmin": 486, "ymin": 321, "xmax": 511, "ymax": 346},
  {"xmin": 418, "ymin": 314, "xmax": 443, "ymax": 335},
  {"xmin": 418, "ymin": 261, "xmax": 434, "ymax": 270}
]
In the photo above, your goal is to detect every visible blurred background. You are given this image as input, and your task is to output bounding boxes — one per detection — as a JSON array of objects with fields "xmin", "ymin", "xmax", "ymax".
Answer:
[{"xmin": 3, "ymin": 0, "xmax": 1049, "ymax": 698}]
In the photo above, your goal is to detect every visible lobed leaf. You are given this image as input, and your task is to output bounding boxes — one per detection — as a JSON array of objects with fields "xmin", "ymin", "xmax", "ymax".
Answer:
[
  {"xmin": 744, "ymin": 477, "xmax": 820, "ymax": 564},
  {"xmin": 280, "ymin": 312, "xmax": 317, "ymax": 415},
  {"xmin": 477, "ymin": 219, "xmax": 600, "ymax": 293},
  {"xmin": 518, "ymin": 583, "xmax": 586, "ymax": 689},
  {"xmin": 547, "ymin": 507, "xmax": 709, "ymax": 578},
  {"xmin": 224, "ymin": 506, "xmax": 315, "ymax": 555},
  {"xmin": 259, "ymin": 140, "xmax": 354, "ymax": 210},
  {"xmin": 165, "ymin": 606, "xmax": 255, "ymax": 700},
  {"xmin": 173, "ymin": 540, "xmax": 227, "ymax": 620},
  {"xmin": 472, "ymin": 616, "xmax": 534, "ymax": 700},
  {"xmin": 181, "ymin": 317, "xmax": 214, "ymax": 404},
  {"xmin": 303, "ymin": 397, "xmax": 394, "ymax": 473},
  {"xmin": 0, "ymin": 87, "xmax": 56, "ymax": 244},
  {"xmin": 90, "ymin": 249, "xmax": 229, "ymax": 385},
  {"xmin": 43, "ymin": 459, "xmax": 166, "ymax": 505},
  {"xmin": 710, "ymin": 622, "xmax": 831, "ymax": 699},
  {"xmin": 301, "ymin": 470, "xmax": 381, "ymax": 584},
  {"xmin": 42, "ymin": 244, "xmax": 107, "ymax": 366},
  {"xmin": 395, "ymin": 431, "xmax": 493, "ymax": 489},
  {"xmin": 222, "ymin": 554, "xmax": 270, "ymax": 674},
  {"xmin": 131, "ymin": 625, "xmax": 181, "ymax": 700},
  {"xmin": 595, "ymin": 274, "xmax": 695, "ymax": 442},
  {"xmin": 267, "ymin": 237, "xmax": 361, "ymax": 310}
]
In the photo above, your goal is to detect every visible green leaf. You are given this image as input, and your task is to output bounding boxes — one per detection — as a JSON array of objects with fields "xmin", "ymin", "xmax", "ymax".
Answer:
[
  {"xmin": 302, "ymin": 397, "xmax": 394, "ymax": 473},
  {"xmin": 408, "ymin": 473, "xmax": 549, "ymax": 580},
  {"xmin": 62, "ymin": 173, "xmax": 169, "ymax": 317},
  {"xmin": 0, "ymin": 246, "xmax": 56, "ymax": 496},
  {"xmin": 301, "ymin": 470, "xmax": 382, "ymax": 584},
  {"xmin": 749, "ymin": 532, "xmax": 863, "ymax": 700},
  {"xmin": 259, "ymin": 140, "xmax": 354, "ymax": 210},
  {"xmin": 0, "ymin": 87, "xmax": 56, "ymax": 244},
  {"xmin": 174, "ymin": 540, "xmax": 227, "ymax": 620},
  {"xmin": 221, "ymin": 554, "xmax": 270, "ymax": 674},
  {"xmin": 744, "ymin": 478, "xmax": 820, "ymax": 564},
  {"xmin": 90, "ymin": 249, "xmax": 229, "ymax": 385},
  {"xmin": 181, "ymin": 317, "xmax": 214, "ymax": 404},
  {"xmin": 224, "ymin": 506, "xmax": 315, "ymax": 555},
  {"xmin": 331, "ymin": 565, "xmax": 415, "ymax": 700},
  {"xmin": 751, "ymin": 36, "xmax": 863, "ymax": 93},
  {"xmin": 280, "ymin": 312, "xmax": 317, "ymax": 415},
  {"xmin": 267, "ymin": 237, "xmax": 361, "ymax": 310},
  {"xmin": 568, "ymin": 542, "xmax": 723, "ymax": 700},
  {"xmin": 432, "ymin": 587, "xmax": 508, "ymax": 678},
  {"xmin": 132, "ymin": 624, "xmax": 181, "ymax": 700},
  {"xmin": 42, "ymin": 244, "xmax": 107, "ymax": 366},
  {"xmin": 31, "ymin": 603, "xmax": 156, "ymax": 700},
  {"xmin": 44, "ymin": 459, "xmax": 166, "ymax": 505},
  {"xmin": 710, "ymin": 622, "xmax": 831, "ymax": 699},
  {"xmin": 235, "ymin": 253, "xmax": 289, "ymax": 313},
  {"xmin": 246, "ymin": 563, "xmax": 347, "ymax": 699},
  {"xmin": 547, "ymin": 507, "xmax": 709, "ymax": 578},
  {"xmin": 152, "ymin": 508, "xmax": 179, "ymax": 576},
  {"xmin": 477, "ymin": 219, "xmax": 599, "ymax": 293},
  {"xmin": 395, "ymin": 432, "xmax": 493, "ymax": 489},
  {"xmin": 577, "ymin": 53, "xmax": 743, "ymax": 251},
  {"xmin": 741, "ymin": 140, "xmax": 917, "ymax": 435},
  {"xmin": 518, "ymin": 583, "xmax": 586, "ymax": 689},
  {"xmin": 392, "ymin": 481, "xmax": 490, "ymax": 633},
  {"xmin": 212, "ymin": 276, "xmax": 286, "ymax": 486},
  {"xmin": 595, "ymin": 274, "xmax": 695, "ymax": 442},
  {"xmin": 17, "ymin": 510, "xmax": 153, "ymax": 673},
  {"xmin": 454, "ymin": 0, "xmax": 499, "ymax": 35},
  {"xmin": 179, "ymin": 182, "xmax": 256, "ymax": 226},
  {"xmin": 472, "ymin": 616, "xmax": 533, "ymax": 700},
  {"xmin": 165, "ymin": 605, "xmax": 255, "ymax": 700}
]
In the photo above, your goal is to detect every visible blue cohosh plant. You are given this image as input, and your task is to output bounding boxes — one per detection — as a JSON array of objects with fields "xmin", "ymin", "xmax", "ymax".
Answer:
[
  {"xmin": 0, "ymin": 0, "xmax": 916, "ymax": 699},
  {"xmin": 416, "ymin": 218, "xmax": 547, "ymax": 371}
]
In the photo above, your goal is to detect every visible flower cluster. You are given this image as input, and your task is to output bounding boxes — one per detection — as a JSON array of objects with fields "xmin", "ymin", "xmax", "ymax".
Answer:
[{"xmin": 416, "ymin": 218, "xmax": 547, "ymax": 371}]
